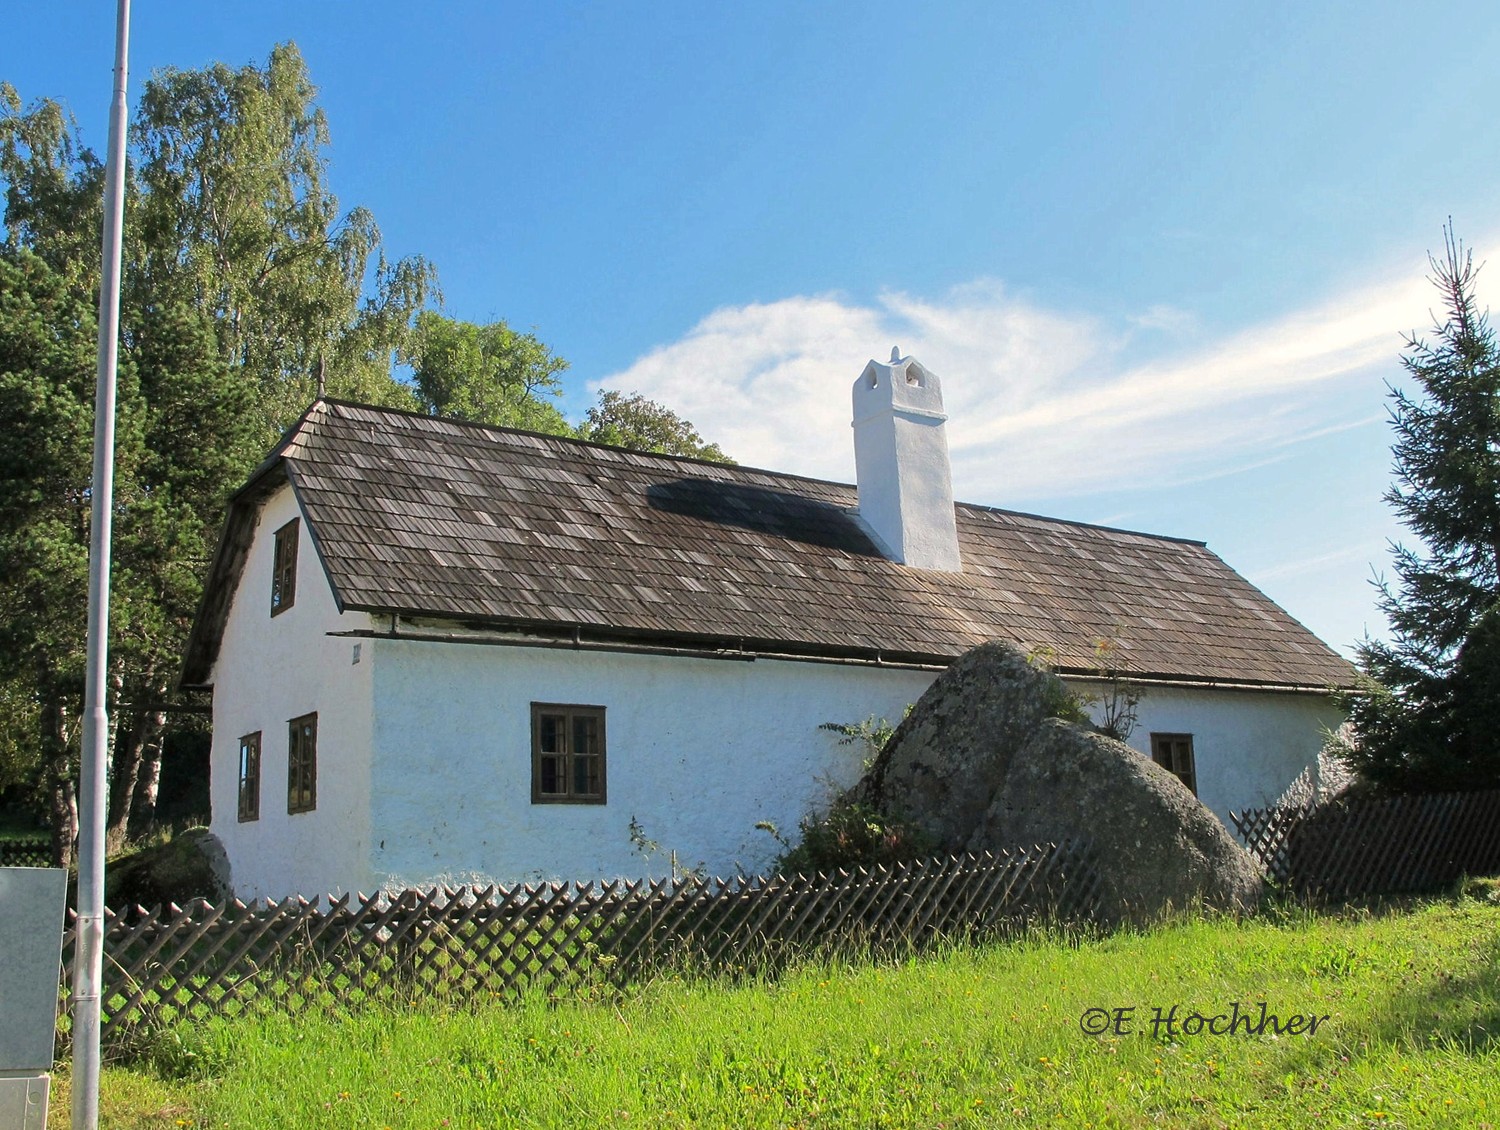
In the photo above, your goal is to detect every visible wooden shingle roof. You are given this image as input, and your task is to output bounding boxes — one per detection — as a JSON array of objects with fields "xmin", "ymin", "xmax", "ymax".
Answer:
[{"xmin": 181, "ymin": 399, "xmax": 1356, "ymax": 690}]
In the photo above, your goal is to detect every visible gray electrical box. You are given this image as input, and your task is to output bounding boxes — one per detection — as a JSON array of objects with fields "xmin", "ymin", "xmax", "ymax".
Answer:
[{"xmin": 0, "ymin": 866, "xmax": 68, "ymax": 1130}]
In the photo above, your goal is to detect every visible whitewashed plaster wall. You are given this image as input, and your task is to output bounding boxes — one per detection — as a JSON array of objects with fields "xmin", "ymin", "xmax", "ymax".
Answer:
[
  {"xmin": 362, "ymin": 641, "xmax": 1339, "ymax": 888},
  {"xmin": 1101, "ymin": 686, "xmax": 1344, "ymax": 827},
  {"xmin": 365, "ymin": 641, "xmax": 934, "ymax": 887},
  {"xmin": 208, "ymin": 484, "xmax": 375, "ymax": 900}
]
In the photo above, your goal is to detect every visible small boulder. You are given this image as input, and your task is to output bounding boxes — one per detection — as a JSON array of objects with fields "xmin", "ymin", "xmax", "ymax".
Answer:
[
  {"xmin": 976, "ymin": 719, "xmax": 1264, "ymax": 922},
  {"xmin": 863, "ymin": 641, "xmax": 1081, "ymax": 849},
  {"xmin": 104, "ymin": 828, "xmax": 233, "ymax": 908}
]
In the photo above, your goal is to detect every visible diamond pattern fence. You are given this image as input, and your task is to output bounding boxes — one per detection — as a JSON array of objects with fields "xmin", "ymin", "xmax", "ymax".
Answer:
[
  {"xmin": 1232, "ymin": 788, "xmax": 1500, "ymax": 900},
  {"xmin": 59, "ymin": 841, "xmax": 1100, "ymax": 1046},
  {"xmin": 2, "ymin": 837, "xmax": 52, "ymax": 867}
]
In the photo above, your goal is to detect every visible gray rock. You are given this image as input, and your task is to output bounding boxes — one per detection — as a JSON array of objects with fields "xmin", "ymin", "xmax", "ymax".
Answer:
[
  {"xmin": 104, "ymin": 827, "xmax": 232, "ymax": 908},
  {"xmin": 184, "ymin": 828, "xmax": 234, "ymax": 902},
  {"xmin": 847, "ymin": 639, "xmax": 1264, "ymax": 923},
  {"xmin": 976, "ymin": 719, "xmax": 1264, "ymax": 922},
  {"xmin": 863, "ymin": 641, "xmax": 1080, "ymax": 851}
]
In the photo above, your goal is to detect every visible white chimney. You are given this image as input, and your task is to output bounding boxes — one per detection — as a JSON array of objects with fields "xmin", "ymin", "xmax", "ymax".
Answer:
[{"xmin": 851, "ymin": 347, "xmax": 962, "ymax": 572}]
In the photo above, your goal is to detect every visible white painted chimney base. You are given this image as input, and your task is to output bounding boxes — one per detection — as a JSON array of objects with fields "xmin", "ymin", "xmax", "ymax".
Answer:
[{"xmin": 851, "ymin": 349, "xmax": 962, "ymax": 572}]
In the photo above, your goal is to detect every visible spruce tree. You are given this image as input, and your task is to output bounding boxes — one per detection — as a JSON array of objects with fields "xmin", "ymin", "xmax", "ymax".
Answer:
[{"xmin": 1347, "ymin": 226, "xmax": 1500, "ymax": 790}]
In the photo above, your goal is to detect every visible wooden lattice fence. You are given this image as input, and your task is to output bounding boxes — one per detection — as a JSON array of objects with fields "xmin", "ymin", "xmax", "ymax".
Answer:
[
  {"xmin": 1, "ymin": 836, "xmax": 52, "ymax": 867},
  {"xmin": 1232, "ymin": 788, "xmax": 1500, "ymax": 899},
  {"xmin": 59, "ymin": 841, "xmax": 1099, "ymax": 1043}
]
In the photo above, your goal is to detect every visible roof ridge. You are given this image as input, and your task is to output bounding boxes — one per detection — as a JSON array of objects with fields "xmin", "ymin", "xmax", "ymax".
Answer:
[
  {"xmin": 312, "ymin": 398, "xmax": 1203, "ymax": 547},
  {"xmin": 317, "ymin": 396, "xmax": 769, "ymax": 476},
  {"xmin": 956, "ymin": 501, "xmax": 1208, "ymax": 547}
]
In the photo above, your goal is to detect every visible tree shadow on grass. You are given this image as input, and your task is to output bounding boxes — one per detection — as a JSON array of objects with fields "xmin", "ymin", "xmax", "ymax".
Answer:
[{"xmin": 1360, "ymin": 905, "xmax": 1500, "ymax": 1054}]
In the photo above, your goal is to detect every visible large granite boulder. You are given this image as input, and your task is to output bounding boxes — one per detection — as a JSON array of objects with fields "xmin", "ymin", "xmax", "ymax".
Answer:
[
  {"xmin": 855, "ymin": 640, "xmax": 1264, "ymax": 922},
  {"xmin": 975, "ymin": 720, "xmax": 1264, "ymax": 921},
  {"xmin": 863, "ymin": 641, "xmax": 1082, "ymax": 849}
]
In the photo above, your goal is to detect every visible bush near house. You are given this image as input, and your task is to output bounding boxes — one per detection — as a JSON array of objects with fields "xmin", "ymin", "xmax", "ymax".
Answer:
[
  {"xmin": 773, "ymin": 799, "xmax": 935, "ymax": 875},
  {"xmin": 768, "ymin": 714, "xmax": 934, "ymax": 874}
]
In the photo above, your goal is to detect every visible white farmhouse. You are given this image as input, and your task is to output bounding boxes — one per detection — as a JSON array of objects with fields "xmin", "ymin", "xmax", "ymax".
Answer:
[{"xmin": 181, "ymin": 352, "xmax": 1354, "ymax": 900}]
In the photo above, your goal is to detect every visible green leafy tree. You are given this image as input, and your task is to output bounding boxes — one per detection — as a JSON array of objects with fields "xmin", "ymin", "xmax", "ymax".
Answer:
[
  {"xmin": 580, "ymin": 389, "xmax": 734, "ymax": 462},
  {"xmin": 2, "ymin": 44, "xmax": 412, "ymax": 853},
  {"xmin": 1345, "ymin": 227, "xmax": 1500, "ymax": 791},
  {"xmin": 6, "ymin": 43, "xmax": 431, "ymax": 440},
  {"xmin": 0, "ymin": 675, "xmax": 43, "ymax": 807},
  {"xmin": 0, "ymin": 83, "xmax": 105, "ymax": 285},
  {"xmin": 0, "ymin": 269, "xmax": 257, "ymax": 863},
  {"xmin": 403, "ymin": 311, "xmax": 572, "ymax": 434},
  {"xmin": 104, "ymin": 299, "xmax": 258, "ymax": 839},
  {"xmin": 0, "ymin": 248, "xmax": 146, "ymax": 863},
  {"xmin": 130, "ymin": 42, "xmax": 434, "ymax": 437}
]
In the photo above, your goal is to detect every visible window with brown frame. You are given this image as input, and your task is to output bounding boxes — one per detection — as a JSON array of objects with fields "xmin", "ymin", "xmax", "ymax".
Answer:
[
  {"xmin": 237, "ymin": 731, "xmax": 261, "ymax": 822},
  {"xmin": 1150, "ymin": 732, "xmax": 1197, "ymax": 795},
  {"xmin": 287, "ymin": 712, "xmax": 317, "ymax": 814},
  {"xmin": 271, "ymin": 518, "xmax": 299, "ymax": 615},
  {"xmin": 531, "ymin": 704, "xmax": 606, "ymax": 804}
]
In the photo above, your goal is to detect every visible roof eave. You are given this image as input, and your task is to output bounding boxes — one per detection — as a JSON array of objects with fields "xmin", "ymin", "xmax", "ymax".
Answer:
[
  {"xmin": 177, "ymin": 462, "xmax": 289, "ymax": 690},
  {"xmin": 179, "ymin": 402, "xmax": 340, "ymax": 691},
  {"xmin": 338, "ymin": 605, "xmax": 1353, "ymax": 694}
]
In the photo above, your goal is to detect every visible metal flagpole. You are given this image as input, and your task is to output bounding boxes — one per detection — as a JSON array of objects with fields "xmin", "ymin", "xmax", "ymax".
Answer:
[{"xmin": 74, "ymin": 1, "xmax": 131, "ymax": 1126}]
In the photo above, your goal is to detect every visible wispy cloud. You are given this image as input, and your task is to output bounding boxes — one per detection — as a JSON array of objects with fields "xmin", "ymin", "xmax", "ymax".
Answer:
[
  {"xmin": 1129, "ymin": 303, "xmax": 1198, "ymax": 334},
  {"xmin": 592, "ymin": 244, "xmax": 1497, "ymax": 502},
  {"xmin": 1247, "ymin": 544, "xmax": 1387, "ymax": 586}
]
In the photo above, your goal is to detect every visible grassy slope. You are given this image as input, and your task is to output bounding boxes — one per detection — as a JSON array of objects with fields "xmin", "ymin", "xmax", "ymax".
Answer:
[{"xmin": 55, "ymin": 897, "xmax": 1500, "ymax": 1129}]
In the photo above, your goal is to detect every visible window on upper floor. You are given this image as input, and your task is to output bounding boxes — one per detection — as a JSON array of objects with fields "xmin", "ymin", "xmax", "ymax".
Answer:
[
  {"xmin": 288, "ymin": 712, "xmax": 317, "ymax": 814},
  {"xmin": 237, "ymin": 731, "xmax": 261, "ymax": 822},
  {"xmin": 531, "ymin": 703, "xmax": 606, "ymax": 804},
  {"xmin": 271, "ymin": 518, "xmax": 299, "ymax": 616},
  {"xmin": 1150, "ymin": 732, "xmax": 1197, "ymax": 796}
]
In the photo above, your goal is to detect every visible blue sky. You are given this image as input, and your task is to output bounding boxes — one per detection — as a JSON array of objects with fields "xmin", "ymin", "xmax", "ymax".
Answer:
[{"xmin": 8, "ymin": 2, "xmax": 1500, "ymax": 659}]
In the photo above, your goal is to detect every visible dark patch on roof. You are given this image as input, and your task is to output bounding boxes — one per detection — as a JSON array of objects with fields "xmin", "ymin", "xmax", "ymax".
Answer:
[
  {"xmin": 647, "ymin": 478, "xmax": 884, "ymax": 555},
  {"xmin": 181, "ymin": 399, "xmax": 1357, "ymax": 691}
]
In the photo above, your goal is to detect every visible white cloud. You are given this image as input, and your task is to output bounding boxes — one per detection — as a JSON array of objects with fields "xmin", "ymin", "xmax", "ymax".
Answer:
[
  {"xmin": 591, "ymin": 244, "xmax": 1497, "ymax": 502},
  {"xmin": 1129, "ymin": 303, "xmax": 1198, "ymax": 334}
]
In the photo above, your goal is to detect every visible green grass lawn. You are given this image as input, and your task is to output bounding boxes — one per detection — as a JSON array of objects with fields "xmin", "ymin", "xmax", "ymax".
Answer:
[{"xmin": 54, "ymin": 894, "xmax": 1500, "ymax": 1129}]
